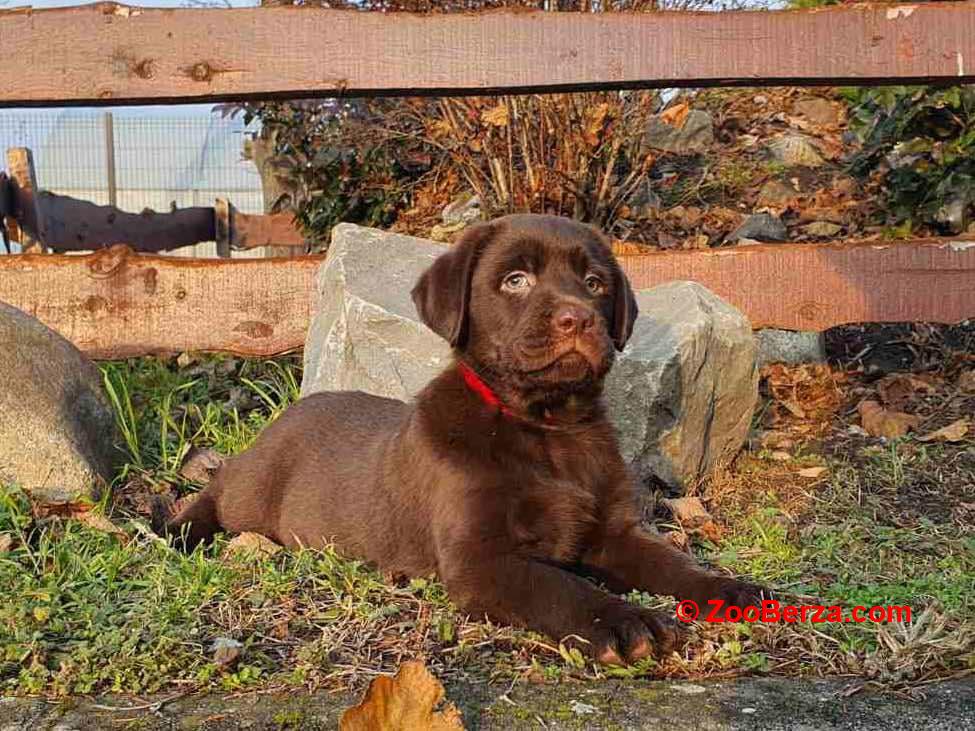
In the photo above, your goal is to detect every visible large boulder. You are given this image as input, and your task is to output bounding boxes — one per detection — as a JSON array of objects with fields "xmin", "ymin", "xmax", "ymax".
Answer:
[
  {"xmin": 0, "ymin": 301, "xmax": 120, "ymax": 502},
  {"xmin": 302, "ymin": 224, "xmax": 451, "ymax": 401},
  {"xmin": 303, "ymin": 226, "xmax": 758, "ymax": 491},
  {"xmin": 604, "ymin": 282, "xmax": 758, "ymax": 489}
]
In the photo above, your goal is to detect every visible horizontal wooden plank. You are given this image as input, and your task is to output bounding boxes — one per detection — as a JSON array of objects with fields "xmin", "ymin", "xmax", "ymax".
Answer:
[
  {"xmin": 0, "ymin": 236, "xmax": 972, "ymax": 358},
  {"xmin": 1, "ymin": 2, "xmax": 974, "ymax": 107},
  {"xmin": 0, "ymin": 246, "xmax": 323, "ymax": 357},
  {"xmin": 621, "ymin": 238, "xmax": 975, "ymax": 331}
]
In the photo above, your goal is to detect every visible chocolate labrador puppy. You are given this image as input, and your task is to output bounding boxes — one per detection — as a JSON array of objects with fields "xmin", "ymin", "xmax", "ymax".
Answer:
[{"xmin": 164, "ymin": 214, "xmax": 764, "ymax": 664}]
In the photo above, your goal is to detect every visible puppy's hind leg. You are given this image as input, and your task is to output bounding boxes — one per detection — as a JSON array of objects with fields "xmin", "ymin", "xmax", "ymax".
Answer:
[{"xmin": 154, "ymin": 488, "xmax": 222, "ymax": 552}]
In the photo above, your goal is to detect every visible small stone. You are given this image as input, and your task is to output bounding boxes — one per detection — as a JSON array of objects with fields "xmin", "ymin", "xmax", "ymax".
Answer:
[
  {"xmin": 757, "ymin": 329, "xmax": 826, "ymax": 367},
  {"xmin": 935, "ymin": 196, "xmax": 970, "ymax": 235},
  {"xmin": 224, "ymin": 532, "xmax": 282, "ymax": 560},
  {"xmin": 643, "ymin": 110, "xmax": 714, "ymax": 154},
  {"xmin": 569, "ymin": 700, "xmax": 599, "ymax": 716},
  {"xmin": 802, "ymin": 221, "xmax": 843, "ymax": 238},
  {"xmin": 793, "ymin": 98, "xmax": 842, "ymax": 126},
  {"xmin": 767, "ymin": 134, "xmax": 825, "ymax": 168},
  {"xmin": 441, "ymin": 192, "xmax": 481, "ymax": 228},
  {"xmin": 626, "ymin": 180, "xmax": 663, "ymax": 219},
  {"xmin": 728, "ymin": 213, "xmax": 788, "ymax": 243},
  {"xmin": 756, "ymin": 179, "xmax": 798, "ymax": 208},
  {"xmin": 211, "ymin": 637, "xmax": 243, "ymax": 667}
]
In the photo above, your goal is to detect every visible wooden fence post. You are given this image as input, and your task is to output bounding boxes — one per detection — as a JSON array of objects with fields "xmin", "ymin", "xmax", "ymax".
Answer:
[{"xmin": 6, "ymin": 148, "xmax": 46, "ymax": 253}]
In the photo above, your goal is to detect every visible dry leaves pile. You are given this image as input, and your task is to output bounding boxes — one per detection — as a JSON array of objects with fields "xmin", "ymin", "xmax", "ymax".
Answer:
[
  {"xmin": 340, "ymin": 660, "xmax": 465, "ymax": 731},
  {"xmin": 762, "ymin": 363, "xmax": 845, "ymax": 435}
]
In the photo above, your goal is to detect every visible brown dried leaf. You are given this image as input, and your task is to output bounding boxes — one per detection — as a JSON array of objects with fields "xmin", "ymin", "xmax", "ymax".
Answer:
[
  {"xmin": 340, "ymin": 660, "xmax": 465, "ymax": 731},
  {"xmin": 583, "ymin": 102, "xmax": 611, "ymax": 146},
  {"xmin": 659, "ymin": 102, "xmax": 690, "ymax": 128},
  {"xmin": 661, "ymin": 496, "xmax": 712, "ymax": 529},
  {"xmin": 876, "ymin": 373, "xmax": 938, "ymax": 408},
  {"xmin": 858, "ymin": 400, "xmax": 920, "ymax": 439},
  {"xmin": 916, "ymin": 418, "xmax": 969, "ymax": 444},
  {"xmin": 480, "ymin": 104, "xmax": 509, "ymax": 128},
  {"xmin": 958, "ymin": 370, "xmax": 975, "ymax": 394},
  {"xmin": 179, "ymin": 446, "xmax": 225, "ymax": 484},
  {"xmin": 797, "ymin": 466, "xmax": 828, "ymax": 479},
  {"xmin": 77, "ymin": 511, "xmax": 127, "ymax": 538},
  {"xmin": 0, "ymin": 533, "xmax": 13, "ymax": 553}
]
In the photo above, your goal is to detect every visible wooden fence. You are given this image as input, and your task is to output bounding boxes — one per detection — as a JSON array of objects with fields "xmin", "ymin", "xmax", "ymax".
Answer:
[{"xmin": 1, "ymin": 2, "xmax": 974, "ymax": 358}]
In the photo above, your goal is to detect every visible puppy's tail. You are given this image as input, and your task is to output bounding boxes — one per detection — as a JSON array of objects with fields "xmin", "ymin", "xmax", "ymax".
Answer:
[{"xmin": 152, "ymin": 488, "xmax": 221, "ymax": 553}]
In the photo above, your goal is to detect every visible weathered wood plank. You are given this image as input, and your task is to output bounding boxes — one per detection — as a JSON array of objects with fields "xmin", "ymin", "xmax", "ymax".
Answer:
[
  {"xmin": 621, "ymin": 238, "xmax": 975, "ymax": 331},
  {"xmin": 0, "ymin": 237, "xmax": 972, "ymax": 358},
  {"xmin": 1, "ymin": 2, "xmax": 974, "ymax": 107},
  {"xmin": 0, "ymin": 246, "xmax": 323, "ymax": 357}
]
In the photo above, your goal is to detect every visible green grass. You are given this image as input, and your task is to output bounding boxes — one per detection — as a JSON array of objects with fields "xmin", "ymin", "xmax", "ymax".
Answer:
[{"xmin": 1, "ymin": 355, "xmax": 973, "ymax": 697}]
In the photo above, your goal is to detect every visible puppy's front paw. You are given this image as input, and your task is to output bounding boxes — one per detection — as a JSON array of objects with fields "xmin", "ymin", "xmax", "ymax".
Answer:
[{"xmin": 586, "ymin": 602, "xmax": 679, "ymax": 666}]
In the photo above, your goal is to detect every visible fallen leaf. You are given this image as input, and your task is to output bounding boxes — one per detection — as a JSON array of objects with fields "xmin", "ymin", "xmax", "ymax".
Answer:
[
  {"xmin": 211, "ymin": 638, "xmax": 243, "ymax": 668},
  {"xmin": 0, "ymin": 533, "xmax": 13, "ymax": 553},
  {"xmin": 770, "ymin": 451, "xmax": 793, "ymax": 462},
  {"xmin": 340, "ymin": 660, "xmax": 465, "ymax": 731},
  {"xmin": 223, "ymin": 532, "xmax": 283, "ymax": 561},
  {"xmin": 958, "ymin": 370, "xmax": 975, "ymax": 394},
  {"xmin": 797, "ymin": 466, "xmax": 828, "ymax": 479},
  {"xmin": 583, "ymin": 102, "xmax": 611, "ymax": 146},
  {"xmin": 659, "ymin": 102, "xmax": 690, "ymax": 128},
  {"xmin": 858, "ymin": 400, "xmax": 920, "ymax": 439},
  {"xmin": 179, "ymin": 446, "xmax": 224, "ymax": 484},
  {"xmin": 916, "ymin": 418, "xmax": 969, "ymax": 444},
  {"xmin": 33, "ymin": 500, "xmax": 92, "ymax": 518},
  {"xmin": 661, "ymin": 496, "xmax": 712, "ymax": 529},
  {"xmin": 78, "ymin": 511, "xmax": 127, "ymax": 538},
  {"xmin": 480, "ymin": 103, "xmax": 509, "ymax": 127},
  {"xmin": 876, "ymin": 373, "xmax": 938, "ymax": 408},
  {"xmin": 698, "ymin": 520, "xmax": 725, "ymax": 543}
]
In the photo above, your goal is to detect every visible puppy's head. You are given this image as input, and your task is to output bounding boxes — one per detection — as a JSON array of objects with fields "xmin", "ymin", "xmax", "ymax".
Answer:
[{"xmin": 412, "ymin": 214, "xmax": 637, "ymax": 399}]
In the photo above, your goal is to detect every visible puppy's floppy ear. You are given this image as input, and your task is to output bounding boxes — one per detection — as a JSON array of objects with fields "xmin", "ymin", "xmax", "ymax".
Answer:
[
  {"xmin": 411, "ymin": 221, "xmax": 496, "ymax": 348},
  {"xmin": 609, "ymin": 260, "xmax": 638, "ymax": 351}
]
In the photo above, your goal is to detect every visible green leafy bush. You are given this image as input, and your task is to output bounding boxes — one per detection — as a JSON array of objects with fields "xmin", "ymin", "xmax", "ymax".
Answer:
[{"xmin": 844, "ymin": 85, "xmax": 975, "ymax": 232}]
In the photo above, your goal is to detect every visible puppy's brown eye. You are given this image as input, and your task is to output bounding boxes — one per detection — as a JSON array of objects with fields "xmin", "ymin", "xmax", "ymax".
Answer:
[
  {"xmin": 585, "ymin": 274, "xmax": 605, "ymax": 295},
  {"xmin": 502, "ymin": 271, "xmax": 533, "ymax": 293}
]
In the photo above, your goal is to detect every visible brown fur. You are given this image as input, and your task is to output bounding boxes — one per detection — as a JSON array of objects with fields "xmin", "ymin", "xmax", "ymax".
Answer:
[{"xmin": 164, "ymin": 214, "xmax": 766, "ymax": 664}]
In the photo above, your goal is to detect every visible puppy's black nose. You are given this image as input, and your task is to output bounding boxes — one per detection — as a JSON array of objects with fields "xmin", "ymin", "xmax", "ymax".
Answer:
[{"xmin": 554, "ymin": 304, "xmax": 595, "ymax": 335}]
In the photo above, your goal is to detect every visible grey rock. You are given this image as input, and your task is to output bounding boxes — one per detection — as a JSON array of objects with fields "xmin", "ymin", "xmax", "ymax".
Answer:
[
  {"xmin": 935, "ymin": 196, "xmax": 970, "ymax": 235},
  {"xmin": 728, "ymin": 213, "xmax": 788, "ymax": 243},
  {"xmin": 605, "ymin": 282, "xmax": 758, "ymax": 489},
  {"xmin": 0, "ymin": 302, "xmax": 120, "ymax": 502},
  {"xmin": 767, "ymin": 133, "xmax": 825, "ymax": 168},
  {"xmin": 302, "ymin": 224, "xmax": 452, "ymax": 401},
  {"xmin": 303, "ymin": 228, "xmax": 757, "ymax": 491},
  {"xmin": 643, "ymin": 110, "xmax": 714, "ymax": 154},
  {"xmin": 802, "ymin": 221, "xmax": 843, "ymax": 238},
  {"xmin": 757, "ymin": 329, "xmax": 826, "ymax": 367},
  {"xmin": 626, "ymin": 179, "xmax": 663, "ymax": 219},
  {"xmin": 441, "ymin": 192, "xmax": 481, "ymax": 228}
]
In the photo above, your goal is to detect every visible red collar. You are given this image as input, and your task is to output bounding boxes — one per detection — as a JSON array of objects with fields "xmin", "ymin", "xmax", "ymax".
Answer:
[
  {"xmin": 457, "ymin": 361, "xmax": 513, "ymax": 418},
  {"xmin": 457, "ymin": 362, "xmax": 561, "ymax": 426}
]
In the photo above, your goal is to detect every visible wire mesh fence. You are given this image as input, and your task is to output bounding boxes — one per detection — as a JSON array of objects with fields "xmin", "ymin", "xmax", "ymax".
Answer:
[{"xmin": 0, "ymin": 109, "xmax": 266, "ymax": 257}]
